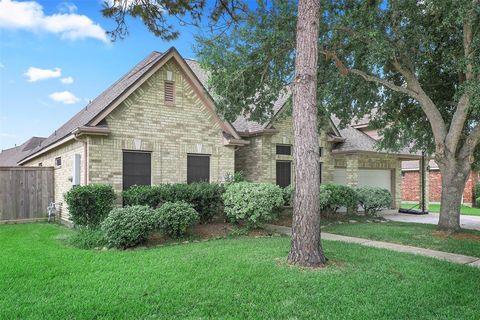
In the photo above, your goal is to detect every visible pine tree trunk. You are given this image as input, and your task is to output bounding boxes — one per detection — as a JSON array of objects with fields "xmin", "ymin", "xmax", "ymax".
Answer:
[
  {"xmin": 287, "ymin": 0, "xmax": 326, "ymax": 267},
  {"xmin": 437, "ymin": 160, "xmax": 471, "ymax": 232}
]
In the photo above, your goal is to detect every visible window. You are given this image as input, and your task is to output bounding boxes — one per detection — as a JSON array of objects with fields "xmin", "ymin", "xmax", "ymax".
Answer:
[
  {"xmin": 187, "ymin": 154, "xmax": 210, "ymax": 183},
  {"xmin": 276, "ymin": 144, "xmax": 292, "ymax": 155},
  {"xmin": 164, "ymin": 81, "xmax": 175, "ymax": 105},
  {"xmin": 276, "ymin": 161, "xmax": 291, "ymax": 188},
  {"xmin": 38, "ymin": 162, "xmax": 42, "ymax": 167},
  {"xmin": 122, "ymin": 151, "xmax": 151, "ymax": 190},
  {"xmin": 55, "ymin": 157, "xmax": 61, "ymax": 167}
]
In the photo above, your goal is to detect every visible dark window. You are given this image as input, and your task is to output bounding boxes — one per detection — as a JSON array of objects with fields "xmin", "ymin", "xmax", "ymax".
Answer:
[
  {"xmin": 38, "ymin": 162, "xmax": 42, "ymax": 167},
  {"xmin": 164, "ymin": 81, "xmax": 175, "ymax": 105},
  {"xmin": 187, "ymin": 154, "xmax": 210, "ymax": 183},
  {"xmin": 123, "ymin": 151, "xmax": 151, "ymax": 190},
  {"xmin": 276, "ymin": 144, "xmax": 292, "ymax": 155},
  {"xmin": 55, "ymin": 157, "xmax": 61, "ymax": 167},
  {"xmin": 276, "ymin": 161, "xmax": 291, "ymax": 188}
]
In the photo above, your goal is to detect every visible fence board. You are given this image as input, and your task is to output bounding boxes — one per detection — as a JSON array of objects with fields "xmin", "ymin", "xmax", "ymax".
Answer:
[{"xmin": 0, "ymin": 167, "xmax": 54, "ymax": 222}]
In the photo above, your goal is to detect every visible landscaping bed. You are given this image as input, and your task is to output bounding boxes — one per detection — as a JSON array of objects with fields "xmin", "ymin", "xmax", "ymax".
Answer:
[{"xmin": 1, "ymin": 223, "xmax": 479, "ymax": 319}]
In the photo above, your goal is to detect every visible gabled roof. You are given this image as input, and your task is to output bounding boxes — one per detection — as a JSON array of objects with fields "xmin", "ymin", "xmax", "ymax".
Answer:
[
  {"xmin": 0, "ymin": 137, "xmax": 45, "ymax": 166},
  {"xmin": 19, "ymin": 48, "xmax": 243, "ymax": 164}
]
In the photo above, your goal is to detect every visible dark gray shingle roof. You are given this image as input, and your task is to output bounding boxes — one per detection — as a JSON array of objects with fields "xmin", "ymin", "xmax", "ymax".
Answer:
[{"xmin": 0, "ymin": 137, "xmax": 46, "ymax": 166}]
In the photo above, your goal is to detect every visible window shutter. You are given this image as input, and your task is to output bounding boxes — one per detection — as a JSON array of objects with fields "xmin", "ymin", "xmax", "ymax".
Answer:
[{"xmin": 164, "ymin": 81, "xmax": 175, "ymax": 105}]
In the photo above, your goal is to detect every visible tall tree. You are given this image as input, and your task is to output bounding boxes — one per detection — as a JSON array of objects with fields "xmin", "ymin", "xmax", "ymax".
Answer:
[
  {"xmin": 196, "ymin": 0, "xmax": 480, "ymax": 233},
  {"xmin": 103, "ymin": 0, "xmax": 327, "ymax": 265}
]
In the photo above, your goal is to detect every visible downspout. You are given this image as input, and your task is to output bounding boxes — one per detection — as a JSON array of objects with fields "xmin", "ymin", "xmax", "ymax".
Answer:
[{"xmin": 73, "ymin": 133, "xmax": 88, "ymax": 185}]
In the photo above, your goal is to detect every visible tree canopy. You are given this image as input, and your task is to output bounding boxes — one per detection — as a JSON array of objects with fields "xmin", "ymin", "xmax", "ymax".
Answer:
[{"xmin": 195, "ymin": 0, "xmax": 480, "ymax": 169}]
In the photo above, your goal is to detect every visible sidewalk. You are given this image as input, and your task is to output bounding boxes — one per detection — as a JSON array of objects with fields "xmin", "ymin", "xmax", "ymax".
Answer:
[
  {"xmin": 382, "ymin": 211, "xmax": 480, "ymax": 231},
  {"xmin": 264, "ymin": 224, "xmax": 480, "ymax": 268}
]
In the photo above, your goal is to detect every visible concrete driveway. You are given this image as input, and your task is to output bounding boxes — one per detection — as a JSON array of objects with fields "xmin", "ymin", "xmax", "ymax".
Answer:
[{"xmin": 382, "ymin": 211, "xmax": 480, "ymax": 231}]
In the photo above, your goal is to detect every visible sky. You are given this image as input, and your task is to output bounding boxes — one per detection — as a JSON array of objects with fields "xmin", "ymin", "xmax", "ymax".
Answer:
[{"xmin": 0, "ymin": 0, "xmax": 211, "ymax": 150}]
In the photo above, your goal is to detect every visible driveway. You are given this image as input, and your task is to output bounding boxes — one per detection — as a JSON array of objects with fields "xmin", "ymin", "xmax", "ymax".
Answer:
[{"xmin": 382, "ymin": 211, "xmax": 480, "ymax": 231}]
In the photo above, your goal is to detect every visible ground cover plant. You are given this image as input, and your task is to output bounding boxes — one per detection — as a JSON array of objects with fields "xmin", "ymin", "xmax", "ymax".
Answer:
[{"xmin": 1, "ymin": 223, "xmax": 479, "ymax": 319}]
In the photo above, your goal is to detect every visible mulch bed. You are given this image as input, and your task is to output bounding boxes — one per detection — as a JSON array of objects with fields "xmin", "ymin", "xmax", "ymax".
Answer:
[
  {"xmin": 145, "ymin": 221, "xmax": 274, "ymax": 247},
  {"xmin": 432, "ymin": 230, "xmax": 480, "ymax": 241}
]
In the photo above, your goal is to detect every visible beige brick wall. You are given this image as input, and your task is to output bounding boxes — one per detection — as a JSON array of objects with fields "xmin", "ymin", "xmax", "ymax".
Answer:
[
  {"xmin": 23, "ymin": 140, "xmax": 85, "ymax": 222},
  {"xmin": 235, "ymin": 113, "xmax": 334, "ymax": 184},
  {"xmin": 88, "ymin": 60, "xmax": 235, "ymax": 193},
  {"xmin": 334, "ymin": 154, "xmax": 402, "ymax": 208}
]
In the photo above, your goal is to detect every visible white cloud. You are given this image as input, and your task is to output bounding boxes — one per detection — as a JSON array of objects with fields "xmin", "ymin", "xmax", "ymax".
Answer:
[
  {"xmin": 0, "ymin": 62, "xmax": 4, "ymax": 68},
  {"xmin": 60, "ymin": 76, "xmax": 74, "ymax": 84},
  {"xmin": 25, "ymin": 67, "xmax": 61, "ymax": 82},
  {"xmin": 49, "ymin": 91, "xmax": 80, "ymax": 104},
  {"xmin": 0, "ymin": 0, "xmax": 108, "ymax": 43},
  {"xmin": 58, "ymin": 2, "xmax": 77, "ymax": 13}
]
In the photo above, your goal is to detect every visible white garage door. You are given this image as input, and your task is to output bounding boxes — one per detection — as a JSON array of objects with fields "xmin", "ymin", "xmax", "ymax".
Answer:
[
  {"xmin": 358, "ymin": 169, "xmax": 391, "ymax": 192},
  {"xmin": 333, "ymin": 168, "xmax": 391, "ymax": 192}
]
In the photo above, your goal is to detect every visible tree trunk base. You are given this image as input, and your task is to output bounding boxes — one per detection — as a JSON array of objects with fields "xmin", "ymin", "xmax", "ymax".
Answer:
[{"xmin": 287, "ymin": 251, "xmax": 327, "ymax": 268}]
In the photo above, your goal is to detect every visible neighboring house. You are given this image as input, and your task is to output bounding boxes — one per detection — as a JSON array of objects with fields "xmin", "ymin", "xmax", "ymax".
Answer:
[
  {"xmin": 14, "ymin": 47, "xmax": 420, "ymax": 222},
  {"xmin": 0, "ymin": 137, "xmax": 45, "ymax": 166},
  {"xmin": 402, "ymin": 160, "xmax": 479, "ymax": 205}
]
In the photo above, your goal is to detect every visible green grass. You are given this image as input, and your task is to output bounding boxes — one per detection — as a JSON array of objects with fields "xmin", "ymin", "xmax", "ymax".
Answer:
[
  {"xmin": 324, "ymin": 221, "xmax": 480, "ymax": 257},
  {"xmin": 401, "ymin": 203, "xmax": 480, "ymax": 216},
  {"xmin": 1, "ymin": 224, "xmax": 480, "ymax": 319}
]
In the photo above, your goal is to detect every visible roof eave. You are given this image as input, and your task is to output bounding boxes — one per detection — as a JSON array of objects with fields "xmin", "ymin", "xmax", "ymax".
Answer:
[{"xmin": 332, "ymin": 149, "xmax": 423, "ymax": 159}]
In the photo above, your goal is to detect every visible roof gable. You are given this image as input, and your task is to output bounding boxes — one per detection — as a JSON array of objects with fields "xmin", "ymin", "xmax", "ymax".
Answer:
[{"xmin": 19, "ymin": 48, "xmax": 241, "ymax": 164}]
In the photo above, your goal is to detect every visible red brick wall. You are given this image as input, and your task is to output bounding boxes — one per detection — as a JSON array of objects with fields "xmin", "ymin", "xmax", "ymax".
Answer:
[{"xmin": 402, "ymin": 170, "xmax": 479, "ymax": 204}]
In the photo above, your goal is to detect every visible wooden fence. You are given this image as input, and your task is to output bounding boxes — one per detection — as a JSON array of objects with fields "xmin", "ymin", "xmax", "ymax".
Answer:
[{"xmin": 0, "ymin": 167, "xmax": 54, "ymax": 223}]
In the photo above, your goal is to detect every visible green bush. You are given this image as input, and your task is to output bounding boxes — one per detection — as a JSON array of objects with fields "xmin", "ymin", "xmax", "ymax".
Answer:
[
  {"xmin": 283, "ymin": 184, "xmax": 295, "ymax": 206},
  {"xmin": 155, "ymin": 201, "xmax": 199, "ymax": 238},
  {"xmin": 319, "ymin": 184, "xmax": 358, "ymax": 215},
  {"xmin": 355, "ymin": 186, "xmax": 392, "ymax": 216},
  {"xmin": 223, "ymin": 182, "xmax": 284, "ymax": 228},
  {"xmin": 67, "ymin": 228, "xmax": 106, "ymax": 250},
  {"xmin": 101, "ymin": 206, "xmax": 156, "ymax": 249},
  {"xmin": 64, "ymin": 184, "xmax": 116, "ymax": 228},
  {"xmin": 122, "ymin": 183, "xmax": 224, "ymax": 223},
  {"xmin": 474, "ymin": 183, "xmax": 480, "ymax": 207},
  {"xmin": 224, "ymin": 171, "xmax": 246, "ymax": 184}
]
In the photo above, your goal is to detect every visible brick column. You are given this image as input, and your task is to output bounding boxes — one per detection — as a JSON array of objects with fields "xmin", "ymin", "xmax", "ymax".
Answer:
[{"xmin": 346, "ymin": 155, "xmax": 359, "ymax": 187}]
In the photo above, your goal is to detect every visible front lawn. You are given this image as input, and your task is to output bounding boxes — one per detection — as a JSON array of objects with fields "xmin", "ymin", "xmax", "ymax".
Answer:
[
  {"xmin": 401, "ymin": 203, "xmax": 480, "ymax": 216},
  {"xmin": 324, "ymin": 221, "xmax": 480, "ymax": 258},
  {"xmin": 1, "ymin": 224, "xmax": 479, "ymax": 319}
]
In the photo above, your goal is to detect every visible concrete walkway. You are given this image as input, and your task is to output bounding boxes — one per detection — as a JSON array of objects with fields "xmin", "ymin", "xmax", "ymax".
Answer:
[
  {"xmin": 382, "ymin": 211, "xmax": 480, "ymax": 231},
  {"xmin": 264, "ymin": 224, "xmax": 480, "ymax": 268}
]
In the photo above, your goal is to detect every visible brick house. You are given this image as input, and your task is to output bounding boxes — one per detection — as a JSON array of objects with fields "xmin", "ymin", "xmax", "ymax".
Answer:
[
  {"xmin": 402, "ymin": 160, "xmax": 479, "ymax": 205},
  {"xmin": 6, "ymin": 48, "xmax": 421, "ymax": 222}
]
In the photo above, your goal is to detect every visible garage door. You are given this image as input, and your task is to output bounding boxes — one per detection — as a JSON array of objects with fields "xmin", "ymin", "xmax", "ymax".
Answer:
[
  {"xmin": 358, "ymin": 169, "xmax": 391, "ymax": 191},
  {"xmin": 333, "ymin": 168, "xmax": 392, "ymax": 192}
]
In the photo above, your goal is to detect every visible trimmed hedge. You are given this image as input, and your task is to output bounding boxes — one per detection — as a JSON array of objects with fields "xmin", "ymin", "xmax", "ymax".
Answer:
[
  {"xmin": 319, "ymin": 184, "xmax": 358, "ymax": 215},
  {"xmin": 474, "ymin": 183, "xmax": 480, "ymax": 207},
  {"xmin": 356, "ymin": 186, "xmax": 392, "ymax": 216},
  {"xmin": 283, "ymin": 184, "xmax": 295, "ymax": 206},
  {"xmin": 64, "ymin": 184, "xmax": 116, "ymax": 228},
  {"xmin": 101, "ymin": 206, "xmax": 156, "ymax": 249},
  {"xmin": 123, "ymin": 183, "xmax": 224, "ymax": 223},
  {"xmin": 223, "ymin": 182, "xmax": 284, "ymax": 228},
  {"xmin": 155, "ymin": 201, "xmax": 199, "ymax": 238}
]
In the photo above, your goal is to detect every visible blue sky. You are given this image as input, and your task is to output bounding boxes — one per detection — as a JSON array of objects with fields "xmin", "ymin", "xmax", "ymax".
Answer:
[{"xmin": 0, "ymin": 0, "xmax": 209, "ymax": 150}]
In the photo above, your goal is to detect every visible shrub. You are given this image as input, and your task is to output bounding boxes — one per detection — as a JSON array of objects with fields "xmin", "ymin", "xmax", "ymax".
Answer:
[
  {"xmin": 155, "ymin": 201, "xmax": 199, "ymax": 238},
  {"xmin": 355, "ymin": 186, "xmax": 393, "ymax": 216},
  {"xmin": 122, "ymin": 183, "xmax": 224, "ymax": 223},
  {"xmin": 101, "ymin": 206, "xmax": 156, "ymax": 249},
  {"xmin": 474, "ymin": 183, "xmax": 480, "ymax": 207},
  {"xmin": 283, "ymin": 184, "xmax": 295, "ymax": 206},
  {"xmin": 67, "ymin": 228, "xmax": 106, "ymax": 250},
  {"xmin": 223, "ymin": 182, "xmax": 284, "ymax": 228},
  {"xmin": 224, "ymin": 171, "xmax": 246, "ymax": 184},
  {"xmin": 319, "ymin": 184, "xmax": 358, "ymax": 215},
  {"xmin": 64, "ymin": 184, "xmax": 116, "ymax": 228}
]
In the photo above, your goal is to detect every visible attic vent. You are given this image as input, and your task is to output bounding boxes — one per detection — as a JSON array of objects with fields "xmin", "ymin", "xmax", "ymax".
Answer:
[{"xmin": 164, "ymin": 81, "xmax": 175, "ymax": 105}]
